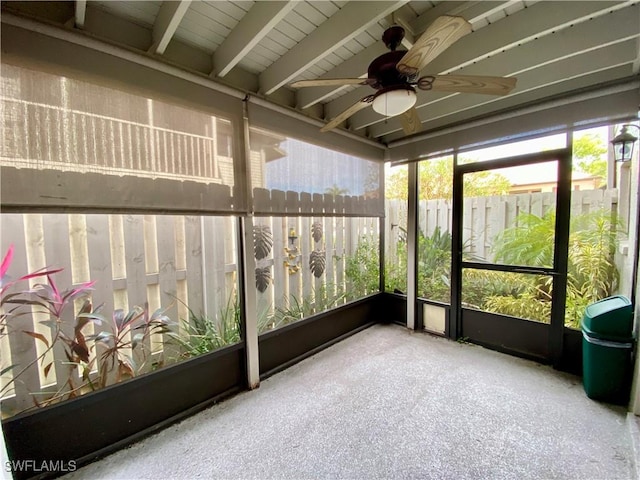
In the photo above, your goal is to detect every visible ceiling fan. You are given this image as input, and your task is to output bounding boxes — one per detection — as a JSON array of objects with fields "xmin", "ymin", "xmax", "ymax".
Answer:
[{"xmin": 290, "ymin": 16, "xmax": 517, "ymax": 135}]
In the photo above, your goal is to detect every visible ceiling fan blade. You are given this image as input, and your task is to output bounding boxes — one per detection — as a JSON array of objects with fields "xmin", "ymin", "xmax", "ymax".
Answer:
[
  {"xmin": 399, "ymin": 107, "xmax": 422, "ymax": 135},
  {"xmin": 291, "ymin": 78, "xmax": 369, "ymax": 88},
  {"xmin": 419, "ymin": 75, "xmax": 517, "ymax": 95},
  {"xmin": 320, "ymin": 97, "xmax": 372, "ymax": 133},
  {"xmin": 397, "ymin": 16, "xmax": 472, "ymax": 76}
]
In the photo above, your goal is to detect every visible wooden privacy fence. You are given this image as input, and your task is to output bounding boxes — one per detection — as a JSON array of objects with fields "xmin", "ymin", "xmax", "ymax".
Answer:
[
  {"xmin": 385, "ymin": 188, "xmax": 619, "ymax": 263},
  {"xmin": 253, "ymin": 215, "xmax": 380, "ymax": 323},
  {"xmin": 0, "ymin": 212, "xmax": 378, "ymax": 415},
  {"xmin": 0, "ymin": 213, "xmax": 237, "ymax": 414},
  {"xmin": 252, "ymin": 188, "xmax": 383, "ymax": 216}
]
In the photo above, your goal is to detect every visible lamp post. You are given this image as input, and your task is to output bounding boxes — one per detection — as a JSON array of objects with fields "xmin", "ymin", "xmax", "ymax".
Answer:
[{"xmin": 611, "ymin": 124, "xmax": 640, "ymax": 306}]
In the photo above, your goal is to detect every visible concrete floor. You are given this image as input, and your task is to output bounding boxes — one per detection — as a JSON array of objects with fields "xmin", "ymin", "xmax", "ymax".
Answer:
[{"xmin": 65, "ymin": 324, "xmax": 633, "ymax": 479}]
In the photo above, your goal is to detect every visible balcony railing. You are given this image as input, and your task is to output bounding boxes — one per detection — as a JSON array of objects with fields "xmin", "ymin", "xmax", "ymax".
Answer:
[{"xmin": 1, "ymin": 97, "xmax": 234, "ymax": 185}]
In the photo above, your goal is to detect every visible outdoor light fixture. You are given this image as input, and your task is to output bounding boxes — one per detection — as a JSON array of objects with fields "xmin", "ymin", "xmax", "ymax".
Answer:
[
  {"xmin": 611, "ymin": 124, "xmax": 639, "ymax": 162},
  {"xmin": 610, "ymin": 122, "xmax": 640, "ymax": 309},
  {"xmin": 372, "ymin": 88, "xmax": 417, "ymax": 117}
]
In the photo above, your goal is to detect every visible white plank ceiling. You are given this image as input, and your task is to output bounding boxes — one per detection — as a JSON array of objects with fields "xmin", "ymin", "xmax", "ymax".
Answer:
[{"xmin": 3, "ymin": 0, "xmax": 639, "ymax": 144}]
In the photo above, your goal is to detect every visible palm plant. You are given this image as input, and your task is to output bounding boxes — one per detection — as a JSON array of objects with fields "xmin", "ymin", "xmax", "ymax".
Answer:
[
  {"xmin": 324, "ymin": 185, "xmax": 350, "ymax": 197},
  {"xmin": 417, "ymin": 227, "xmax": 454, "ymax": 302},
  {"xmin": 488, "ymin": 209, "xmax": 620, "ymax": 327},
  {"xmin": 387, "ymin": 226, "xmax": 475, "ymax": 302},
  {"xmin": 493, "ymin": 212, "xmax": 556, "ymax": 268}
]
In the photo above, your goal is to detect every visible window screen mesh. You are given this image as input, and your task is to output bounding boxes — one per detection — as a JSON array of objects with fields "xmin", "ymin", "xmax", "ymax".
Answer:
[
  {"xmin": 249, "ymin": 127, "xmax": 383, "ymax": 216},
  {"xmin": 1, "ymin": 63, "xmax": 239, "ymax": 213}
]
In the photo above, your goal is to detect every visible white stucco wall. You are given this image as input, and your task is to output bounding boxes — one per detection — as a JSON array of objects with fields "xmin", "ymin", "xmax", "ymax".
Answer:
[{"xmin": 624, "ymin": 152, "xmax": 640, "ymax": 414}]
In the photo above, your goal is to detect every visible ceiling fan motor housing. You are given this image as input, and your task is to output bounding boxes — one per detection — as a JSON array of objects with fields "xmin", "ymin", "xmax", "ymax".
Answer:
[{"xmin": 367, "ymin": 50, "xmax": 415, "ymax": 89}]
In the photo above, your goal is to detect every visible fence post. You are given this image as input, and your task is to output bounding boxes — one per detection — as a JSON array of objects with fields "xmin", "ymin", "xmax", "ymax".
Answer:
[
  {"xmin": 85, "ymin": 214, "xmax": 118, "ymax": 386},
  {"xmin": 155, "ymin": 215, "xmax": 179, "ymax": 360},
  {"xmin": 184, "ymin": 216, "xmax": 205, "ymax": 318}
]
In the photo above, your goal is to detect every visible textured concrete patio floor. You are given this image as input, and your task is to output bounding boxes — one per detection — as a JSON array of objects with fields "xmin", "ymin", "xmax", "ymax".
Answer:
[{"xmin": 65, "ymin": 324, "xmax": 632, "ymax": 479}]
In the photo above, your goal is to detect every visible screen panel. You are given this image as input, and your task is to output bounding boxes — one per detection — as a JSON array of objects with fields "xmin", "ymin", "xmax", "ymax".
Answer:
[
  {"xmin": 1, "ymin": 63, "xmax": 242, "ymax": 214},
  {"xmin": 249, "ymin": 127, "xmax": 383, "ymax": 217}
]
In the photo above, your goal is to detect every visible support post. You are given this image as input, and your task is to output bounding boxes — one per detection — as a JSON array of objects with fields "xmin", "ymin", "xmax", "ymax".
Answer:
[
  {"xmin": 379, "ymin": 161, "xmax": 386, "ymax": 294},
  {"xmin": 406, "ymin": 162, "xmax": 419, "ymax": 330},
  {"xmin": 450, "ymin": 153, "xmax": 463, "ymax": 340},
  {"xmin": 237, "ymin": 96, "xmax": 259, "ymax": 389},
  {"xmin": 238, "ymin": 216, "xmax": 259, "ymax": 389},
  {"xmin": 550, "ymin": 144, "xmax": 572, "ymax": 367}
]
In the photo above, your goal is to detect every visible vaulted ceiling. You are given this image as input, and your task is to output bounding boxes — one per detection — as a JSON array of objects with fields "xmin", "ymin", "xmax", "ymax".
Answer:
[{"xmin": 2, "ymin": 0, "xmax": 639, "ymax": 145}]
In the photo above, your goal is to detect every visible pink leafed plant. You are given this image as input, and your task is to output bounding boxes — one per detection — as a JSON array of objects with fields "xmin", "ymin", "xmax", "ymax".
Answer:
[{"xmin": 0, "ymin": 245, "xmax": 173, "ymax": 415}]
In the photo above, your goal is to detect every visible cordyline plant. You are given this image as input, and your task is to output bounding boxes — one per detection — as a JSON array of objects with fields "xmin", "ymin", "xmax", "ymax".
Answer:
[
  {"xmin": 0, "ymin": 244, "xmax": 63, "ymax": 342},
  {"xmin": 0, "ymin": 244, "xmax": 173, "ymax": 413}
]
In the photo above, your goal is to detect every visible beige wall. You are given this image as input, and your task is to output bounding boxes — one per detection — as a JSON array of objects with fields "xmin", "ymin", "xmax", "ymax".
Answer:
[
  {"xmin": 624, "ymin": 156, "xmax": 640, "ymax": 414},
  {"xmin": 508, "ymin": 177, "xmax": 600, "ymax": 194}
]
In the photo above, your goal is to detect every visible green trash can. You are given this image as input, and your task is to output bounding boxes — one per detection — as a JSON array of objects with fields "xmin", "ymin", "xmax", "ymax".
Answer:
[{"xmin": 582, "ymin": 295, "xmax": 634, "ymax": 403}]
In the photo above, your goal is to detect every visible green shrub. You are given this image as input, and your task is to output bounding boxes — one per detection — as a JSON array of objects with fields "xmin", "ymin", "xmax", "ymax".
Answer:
[
  {"xmin": 490, "ymin": 209, "xmax": 620, "ymax": 327},
  {"xmin": 345, "ymin": 235, "xmax": 380, "ymax": 299},
  {"xmin": 417, "ymin": 227, "xmax": 453, "ymax": 303},
  {"xmin": 169, "ymin": 297, "xmax": 241, "ymax": 358}
]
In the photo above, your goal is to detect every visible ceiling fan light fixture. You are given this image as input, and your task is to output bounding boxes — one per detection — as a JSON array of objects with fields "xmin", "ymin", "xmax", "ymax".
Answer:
[{"xmin": 372, "ymin": 88, "xmax": 417, "ymax": 117}]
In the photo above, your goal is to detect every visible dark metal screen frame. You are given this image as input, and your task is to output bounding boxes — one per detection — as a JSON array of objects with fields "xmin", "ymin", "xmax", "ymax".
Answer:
[{"xmin": 450, "ymin": 147, "xmax": 572, "ymax": 365}]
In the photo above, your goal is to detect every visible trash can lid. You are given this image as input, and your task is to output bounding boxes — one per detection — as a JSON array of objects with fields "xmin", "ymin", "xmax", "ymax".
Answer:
[
  {"xmin": 585, "ymin": 295, "xmax": 630, "ymax": 318},
  {"xmin": 583, "ymin": 295, "xmax": 633, "ymax": 337}
]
